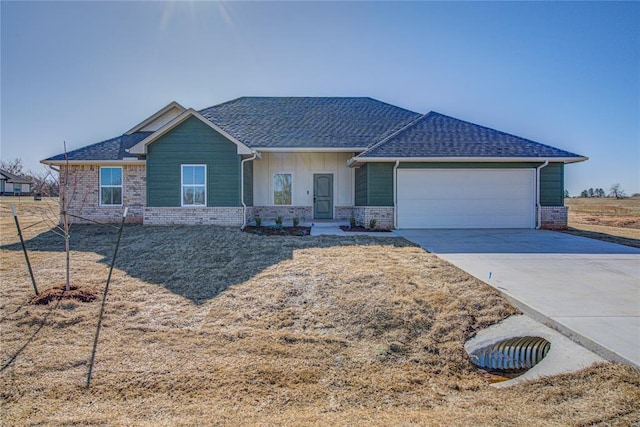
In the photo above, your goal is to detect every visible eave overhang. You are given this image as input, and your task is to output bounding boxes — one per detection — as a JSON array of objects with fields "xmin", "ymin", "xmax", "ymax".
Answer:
[
  {"xmin": 347, "ymin": 156, "xmax": 589, "ymax": 167},
  {"xmin": 40, "ymin": 159, "xmax": 146, "ymax": 167}
]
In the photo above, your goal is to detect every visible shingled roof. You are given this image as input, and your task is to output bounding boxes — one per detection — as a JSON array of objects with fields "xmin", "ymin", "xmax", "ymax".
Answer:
[
  {"xmin": 0, "ymin": 169, "xmax": 31, "ymax": 184},
  {"xmin": 357, "ymin": 112, "xmax": 584, "ymax": 159},
  {"xmin": 42, "ymin": 98, "xmax": 585, "ymax": 163},
  {"xmin": 199, "ymin": 97, "xmax": 421, "ymax": 149},
  {"xmin": 44, "ymin": 132, "xmax": 152, "ymax": 162}
]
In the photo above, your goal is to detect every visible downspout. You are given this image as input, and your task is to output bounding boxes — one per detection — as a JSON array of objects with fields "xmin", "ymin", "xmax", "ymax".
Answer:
[
  {"xmin": 393, "ymin": 160, "xmax": 400, "ymax": 229},
  {"xmin": 535, "ymin": 160, "xmax": 549, "ymax": 229},
  {"xmin": 240, "ymin": 152, "xmax": 258, "ymax": 230}
]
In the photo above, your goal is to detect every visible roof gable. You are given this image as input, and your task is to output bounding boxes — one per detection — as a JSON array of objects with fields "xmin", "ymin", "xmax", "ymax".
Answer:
[
  {"xmin": 125, "ymin": 101, "xmax": 186, "ymax": 134},
  {"xmin": 128, "ymin": 109, "xmax": 253, "ymax": 155},
  {"xmin": 355, "ymin": 112, "xmax": 586, "ymax": 162},
  {"xmin": 199, "ymin": 97, "xmax": 421, "ymax": 149}
]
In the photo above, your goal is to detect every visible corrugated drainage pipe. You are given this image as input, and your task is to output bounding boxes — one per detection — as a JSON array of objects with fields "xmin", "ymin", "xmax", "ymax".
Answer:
[{"xmin": 470, "ymin": 336, "xmax": 551, "ymax": 371}]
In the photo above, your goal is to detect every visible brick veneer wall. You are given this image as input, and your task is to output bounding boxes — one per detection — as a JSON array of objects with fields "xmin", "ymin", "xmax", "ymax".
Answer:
[
  {"xmin": 357, "ymin": 206, "xmax": 394, "ymax": 229},
  {"xmin": 252, "ymin": 206, "xmax": 313, "ymax": 223},
  {"xmin": 335, "ymin": 206, "xmax": 356, "ymax": 222},
  {"xmin": 60, "ymin": 165, "xmax": 145, "ymax": 224},
  {"xmin": 539, "ymin": 206, "xmax": 568, "ymax": 230},
  {"xmin": 144, "ymin": 207, "xmax": 243, "ymax": 226}
]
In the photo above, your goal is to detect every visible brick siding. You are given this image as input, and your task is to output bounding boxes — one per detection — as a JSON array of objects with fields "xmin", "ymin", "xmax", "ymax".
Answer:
[
  {"xmin": 539, "ymin": 206, "xmax": 568, "ymax": 230},
  {"xmin": 251, "ymin": 206, "xmax": 313, "ymax": 223},
  {"xmin": 60, "ymin": 165, "xmax": 145, "ymax": 224},
  {"xmin": 144, "ymin": 207, "xmax": 243, "ymax": 226}
]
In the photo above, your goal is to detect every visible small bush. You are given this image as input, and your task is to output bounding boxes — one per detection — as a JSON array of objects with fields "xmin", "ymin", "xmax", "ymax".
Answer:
[
  {"xmin": 369, "ymin": 218, "xmax": 377, "ymax": 230},
  {"xmin": 255, "ymin": 217, "xmax": 262, "ymax": 227},
  {"xmin": 292, "ymin": 217, "xmax": 300, "ymax": 227},
  {"xmin": 350, "ymin": 216, "xmax": 357, "ymax": 228},
  {"xmin": 275, "ymin": 216, "xmax": 283, "ymax": 226}
]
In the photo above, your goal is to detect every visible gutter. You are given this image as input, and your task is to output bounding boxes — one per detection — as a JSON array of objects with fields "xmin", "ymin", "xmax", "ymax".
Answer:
[
  {"xmin": 535, "ymin": 160, "xmax": 549, "ymax": 229},
  {"xmin": 393, "ymin": 160, "xmax": 400, "ymax": 229},
  {"xmin": 240, "ymin": 152, "xmax": 258, "ymax": 230}
]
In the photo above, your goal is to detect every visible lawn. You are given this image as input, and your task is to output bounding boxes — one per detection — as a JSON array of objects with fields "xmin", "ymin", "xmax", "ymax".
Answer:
[
  {"xmin": 565, "ymin": 196, "xmax": 640, "ymax": 248},
  {"xmin": 1, "ymin": 198, "xmax": 639, "ymax": 425}
]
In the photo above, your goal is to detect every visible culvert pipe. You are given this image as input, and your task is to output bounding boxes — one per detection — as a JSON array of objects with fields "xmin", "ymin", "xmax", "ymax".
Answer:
[{"xmin": 470, "ymin": 336, "xmax": 551, "ymax": 371}]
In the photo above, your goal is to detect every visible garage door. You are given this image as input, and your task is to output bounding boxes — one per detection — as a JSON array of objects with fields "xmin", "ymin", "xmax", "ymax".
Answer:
[{"xmin": 397, "ymin": 169, "xmax": 535, "ymax": 228}]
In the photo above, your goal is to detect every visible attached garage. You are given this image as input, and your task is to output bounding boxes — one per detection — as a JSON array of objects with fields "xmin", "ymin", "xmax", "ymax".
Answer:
[{"xmin": 396, "ymin": 169, "xmax": 535, "ymax": 229}]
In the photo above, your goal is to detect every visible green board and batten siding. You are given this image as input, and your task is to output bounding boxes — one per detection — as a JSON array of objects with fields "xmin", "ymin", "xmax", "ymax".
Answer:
[
  {"xmin": 354, "ymin": 163, "xmax": 394, "ymax": 206},
  {"xmin": 146, "ymin": 116, "xmax": 243, "ymax": 207},
  {"xmin": 539, "ymin": 163, "xmax": 564, "ymax": 206},
  {"xmin": 355, "ymin": 162, "xmax": 565, "ymax": 207}
]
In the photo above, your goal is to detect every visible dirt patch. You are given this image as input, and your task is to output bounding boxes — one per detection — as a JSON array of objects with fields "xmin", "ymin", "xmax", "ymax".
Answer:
[
  {"xmin": 565, "ymin": 197, "xmax": 640, "ymax": 247},
  {"xmin": 30, "ymin": 284, "xmax": 98, "ymax": 305},
  {"xmin": 566, "ymin": 197, "xmax": 640, "ymax": 229},
  {"xmin": 2, "ymin": 197, "xmax": 639, "ymax": 425},
  {"xmin": 243, "ymin": 226, "xmax": 311, "ymax": 236},
  {"xmin": 339, "ymin": 225, "xmax": 392, "ymax": 232}
]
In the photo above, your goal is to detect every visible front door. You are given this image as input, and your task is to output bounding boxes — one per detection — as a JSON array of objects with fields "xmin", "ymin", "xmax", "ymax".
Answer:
[{"xmin": 313, "ymin": 174, "xmax": 333, "ymax": 219}]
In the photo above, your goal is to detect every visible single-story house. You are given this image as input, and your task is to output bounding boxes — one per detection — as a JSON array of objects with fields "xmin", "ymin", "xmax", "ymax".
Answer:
[
  {"xmin": 0, "ymin": 169, "xmax": 32, "ymax": 196},
  {"xmin": 41, "ymin": 97, "xmax": 586, "ymax": 229}
]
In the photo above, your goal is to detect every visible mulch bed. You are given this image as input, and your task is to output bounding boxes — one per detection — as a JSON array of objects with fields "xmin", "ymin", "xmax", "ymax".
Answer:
[
  {"xmin": 339, "ymin": 226, "xmax": 392, "ymax": 232},
  {"xmin": 243, "ymin": 226, "xmax": 311, "ymax": 236},
  {"xmin": 30, "ymin": 284, "xmax": 99, "ymax": 305}
]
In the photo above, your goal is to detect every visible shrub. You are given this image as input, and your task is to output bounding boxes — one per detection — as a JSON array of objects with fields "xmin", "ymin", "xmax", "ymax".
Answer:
[
  {"xmin": 255, "ymin": 217, "xmax": 262, "ymax": 227},
  {"xmin": 275, "ymin": 216, "xmax": 283, "ymax": 226},
  {"xmin": 369, "ymin": 218, "xmax": 377, "ymax": 230},
  {"xmin": 292, "ymin": 217, "xmax": 300, "ymax": 227},
  {"xmin": 350, "ymin": 216, "xmax": 357, "ymax": 228}
]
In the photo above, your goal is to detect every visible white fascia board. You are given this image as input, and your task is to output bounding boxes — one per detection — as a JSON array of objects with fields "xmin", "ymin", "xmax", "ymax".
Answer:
[
  {"xmin": 41, "ymin": 159, "xmax": 146, "ymax": 166},
  {"xmin": 125, "ymin": 101, "xmax": 187, "ymax": 135},
  {"xmin": 350, "ymin": 156, "xmax": 588, "ymax": 164},
  {"xmin": 253, "ymin": 147, "xmax": 366, "ymax": 153},
  {"xmin": 128, "ymin": 109, "xmax": 253, "ymax": 155}
]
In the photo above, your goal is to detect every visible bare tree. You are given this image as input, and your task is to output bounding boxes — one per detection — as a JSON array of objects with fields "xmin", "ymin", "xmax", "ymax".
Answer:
[
  {"xmin": 35, "ymin": 143, "xmax": 90, "ymax": 291},
  {"xmin": 609, "ymin": 183, "xmax": 625, "ymax": 199},
  {"xmin": 0, "ymin": 158, "xmax": 25, "ymax": 175},
  {"xmin": 26, "ymin": 167, "xmax": 59, "ymax": 196}
]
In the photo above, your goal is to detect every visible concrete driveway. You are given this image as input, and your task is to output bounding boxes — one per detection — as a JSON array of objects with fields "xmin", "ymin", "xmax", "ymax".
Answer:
[{"xmin": 395, "ymin": 229, "xmax": 640, "ymax": 368}]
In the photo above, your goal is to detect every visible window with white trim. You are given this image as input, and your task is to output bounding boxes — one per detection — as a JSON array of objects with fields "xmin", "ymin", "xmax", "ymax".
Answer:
[
  {"xmin": 100, "ymin": 167, "xmax": 123, "ymax": 206},
  {"xmin": 182, "ymin": 165, "xmax": 206, "ymax": 206},
  {"xmin": 273, "ymin": 173, "xmax": 292, "ymax": 205}
]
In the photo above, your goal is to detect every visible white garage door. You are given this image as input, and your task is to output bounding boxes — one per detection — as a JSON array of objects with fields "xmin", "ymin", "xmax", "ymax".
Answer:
[{"xmin": 397, "ymin": 169, "xmax": 535, "ymax": 229}]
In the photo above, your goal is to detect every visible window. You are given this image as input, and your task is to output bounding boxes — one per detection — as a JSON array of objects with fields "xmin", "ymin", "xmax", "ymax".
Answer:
[
  {"xmin": 100, "ymin": 167, "xmax": 122, "ymax": 205},
  {"xmin": 273, "ymin": 173, "xmax": 292, "ymax": 205},
  {"xmin": 182, "ymin": 165, "xmax": 206, "ymax": 206}
]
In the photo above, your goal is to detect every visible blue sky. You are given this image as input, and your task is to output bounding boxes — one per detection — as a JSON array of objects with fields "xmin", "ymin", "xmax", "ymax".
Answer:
[{"xmin": 1, "ymin": 1, "xmax": 638, "ymax": 196}]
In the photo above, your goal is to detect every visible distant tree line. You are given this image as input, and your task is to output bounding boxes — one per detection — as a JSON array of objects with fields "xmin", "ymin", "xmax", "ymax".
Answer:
[
  {"xmin": 567, "ymin": 183, "xmax": 628, "ymax": 199},
  {"xmin": 0, "ymin": 158, "xmax": 59, "ymax": 196}
]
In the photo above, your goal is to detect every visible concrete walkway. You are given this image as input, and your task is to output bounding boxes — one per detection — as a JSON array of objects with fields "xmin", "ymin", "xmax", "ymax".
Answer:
[{"xmin": 395, "ymin": 229, "xmax": 640, "ymax": 368}]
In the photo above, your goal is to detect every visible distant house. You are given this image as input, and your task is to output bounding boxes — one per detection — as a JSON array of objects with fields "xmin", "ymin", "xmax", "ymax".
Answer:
[
  {"xmin": 41, "ymin": 97, "xmax": 587, "ymax": 229},
  {"xmin": 0, "ymin": 169, "xmax": 31, "ymax": 196}
]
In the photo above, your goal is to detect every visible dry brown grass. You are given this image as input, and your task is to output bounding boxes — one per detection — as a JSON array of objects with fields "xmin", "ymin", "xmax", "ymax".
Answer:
[
  {"xmin": 565, "ymin": 197, "xmax": 640, "ymax": 248},
  {"xmin": 2, "ymin": 198, "xmax": 639, "ymax": 425}
]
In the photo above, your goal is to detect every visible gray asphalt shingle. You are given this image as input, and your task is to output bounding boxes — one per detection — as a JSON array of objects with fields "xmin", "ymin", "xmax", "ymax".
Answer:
[
  {"xmin": 44, "ymin": 132, "xmax": 152, "ymax": 161},
  {"xmin": 199, "ymin": 97, "xmax": 422, "ymax": 149},
  {"xmin": 358, "ymin": 112, "xmax": 583, "ymax": 159},
  {"xmin": 44, "ymin": 99, "xmax": 584, "ymax": 162}
]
